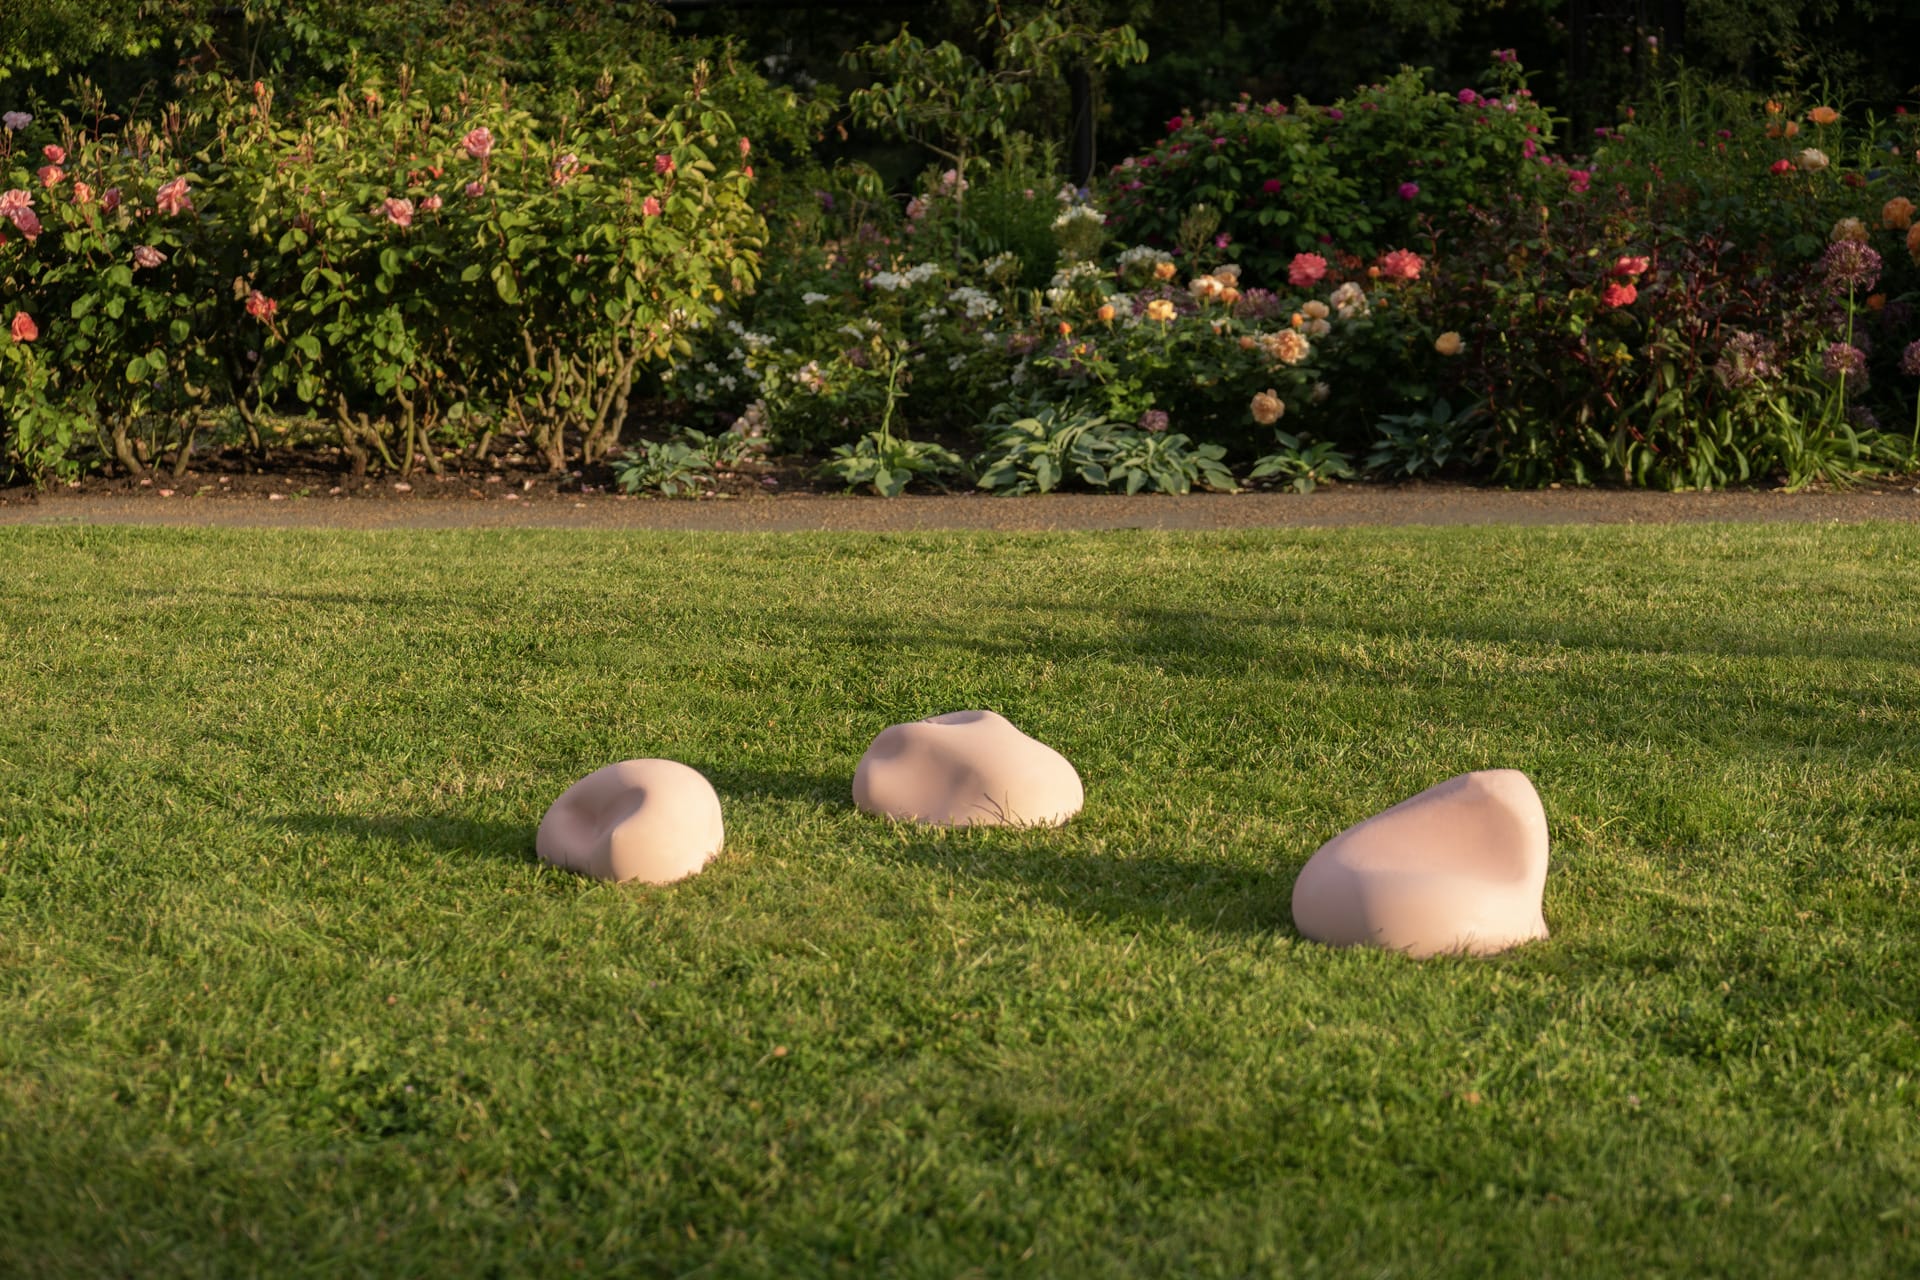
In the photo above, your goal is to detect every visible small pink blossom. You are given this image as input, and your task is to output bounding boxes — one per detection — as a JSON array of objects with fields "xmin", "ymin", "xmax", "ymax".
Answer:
[
  {"xmin": 42, "ymin": 143, "xmax": 65, "ymax": 164},
  {"xmin": 383, "ymin": 197, "xmax": 414, "ymax": 227},
  {"xmin": 420, "ymin": 194, "xmax": 442, "ymax": 212},
  {"xmin": 132, "ymin": 244, "xmax": 165, "ymax": 268},
  {"xmin": 156, "ymin": 176, "xmax": 192, "ymax": 216},
  {"xmin": 1457, "ymin": 89, "xmax": 1479, "ymax": 105},
  {"xmin": 10, "ymin": 209, "xmax": 41, "ymax": 239},
  {"xmin": 1262, "ymin": 178, "xmax": 1282, "ymax": 194},
  {"xmin": 462, "ymin": 126, "xmax": 493, "ymax": 160},
  {"xmin": 465, "ymin": 180, "xmax": 486, "ymax": 198},
  {"xmin": 654, "ymin": 153, "xmax": 674, "ymax": 173},
  {"xmin": 71, "ymin": 181, "xmax": 93, "ymax": 204},
  {"xmin": 37, "ymin": 165, "xmax": 63, "ymax": 188},
  {"xmin": 739, "ymin": 137, "xmax": 751, "ymax": 156},
  {"xmin": 1567, "ymin": 169, "xmax": 1592, "ymax": 193},
  {"xmin": 642, "ymin": 195, "xmax": 662, "ymax": 216},
  {"xmin": 1288, "ymin": 252, "xmax": 1328, "ymax": 288},
  {"xmin": 1398, "ymin": 181, "xmax": 1420, "ymax": 199},
  {"xmin": 100, "ymin": 187, "xmax": 121, "ymax": 212},
  {"xmin": 1, "ymin": 111, "xmax": 29, "ymax": 131},
  {"xmin": 244, "ymin": 291, "xmax": 277, "ymax": 321},
  {"xmin": 1611, "ymin": 255, "xmax": 1650, "ymax": 277},
  {"xmin": 10, "ymin": 311, "xmax": 38, "ymax": 343}
]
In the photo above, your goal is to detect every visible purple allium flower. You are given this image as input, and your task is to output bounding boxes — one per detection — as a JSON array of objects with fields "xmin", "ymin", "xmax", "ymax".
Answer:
[
  {"xmin": 1822, "ymin": 341, "xmax": 1868, "ymax": 383},
  {"xmin": 1900, "ymin": 339, "xmax": 1920, "ymax": 378},
  {"xmin": 1820, "ymin": 239, "xmax": 1882, "ymax": 293},
  {"xmin": 1713, "ymin": 331, "xmax": 1779, "ymax": 390},
  {"xmin": 1233, "ymin": 287, "xmax": 1285, "ymax": 321},
  {"xmin": 1137, "ymin": 409, "xmax": 1170, "ymax": 433}
]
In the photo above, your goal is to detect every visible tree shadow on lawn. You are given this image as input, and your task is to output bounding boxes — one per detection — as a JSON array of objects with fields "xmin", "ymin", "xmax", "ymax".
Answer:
[{"xmin": 865, "ymin": 827, "xmax": 1302, "ymax": 940}]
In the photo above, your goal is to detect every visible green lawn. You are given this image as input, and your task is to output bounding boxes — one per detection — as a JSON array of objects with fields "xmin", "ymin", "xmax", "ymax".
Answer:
[{"xmin": 2, "ymin": 523, "xmax": 1917, "ymax": 1278}]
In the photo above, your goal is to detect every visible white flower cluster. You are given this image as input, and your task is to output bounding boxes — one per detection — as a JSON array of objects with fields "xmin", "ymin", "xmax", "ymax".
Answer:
[
  {"xmin": 801, "ymin": 291, "xmax": 830, "ymax": 306},
  {"xmin": 1051, "ymin": 203, "xmax": 1106, "ymax": 232},
  {"xmin": 947, "ymin": 286, "xmax": 999, "ymax": 320},
  {"xmin": 1117, "ymin": 244, "xmax": 1173, "ymax": 270},
  {"xmin": 869, "ymin": 262, "xmax": 942, "ymax": 291},
  {"xmin": 980, "ymin": 252, "xmax": 1020, "ymax": 283},
  {"xmin": 725, "ymin": 320, "xmax": 775, "ymax": 351},
  {"xmin": 1330, "ymin": 281, "xmax": 1370, "ymax": 321},
  {"xmin": 1045, "ymin": 261, "xmax": 1105, "ymax": 307}
]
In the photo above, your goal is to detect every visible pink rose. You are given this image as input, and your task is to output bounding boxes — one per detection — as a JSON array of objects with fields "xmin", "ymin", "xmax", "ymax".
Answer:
[
  {"xmin": 133, "ymin": 245, "xmax": 165, "ymax": 268},
  {"xmin": 462, "ymin": 126, "xmax": 493, "ymax": 160},
  {"xmin": 10, "ymin": 209, "xmax": 41, "ymax": 240},
  {"xmin": 1377, "ymin": 248, "xmax": 1425, "ymax": 281},
  {"xmin": 10, "ymin": 311, "xmax": 37, "ymax": 343},
  {"xmin": 42, "ymin": 143, "xmax": 65, "ymax": 164},
  {"xmin": 71, "ymin": 181, "xmax": 93, "ymax": 205},
  {"xmin": 1611, "ymin": 255, "xmax": 1650, "ymax": 277},
  {"xmin": 739, "ymin": 137, "xmax": 751, "ymax": 156},
  {"xmin": 421, "ymin": 194, "xmax": 442, "ymax": 212},
  {"xmin": 37, "ymin": 165, "xmax": 63, "ymax": 188},
  {"xmin": 465, "ymin": 180, "xmax": 486, "ymax": 198},
  {"xmin": 1600, "ymin": 281, "xmax": 1637, "ymax": 308},
  {"xmin": 1398, "ymin": 181, "xmax": 1420, "ymax": 200},
  {"xmin": 1287, "ymin": 252, "xmax": 1328, "ymax": 288},
  {"xmin": 1567, "ymin": 168, "xmax": 1592, "ymax": 194},
  {"xmin": 1262, "ymin": 178, "xmax": 1282, "ymax": 194},
  {"xmin": 156, "ymin": 176, "xmax": 192, "ymax": 216},
  {"xmin": 642, "ymin": 195, "xmax": 662, "ymax": 216},
  {"xmin": 383, "ymin": 197, "xmax": 413, "ymax": 227},
  {"xmin": 654, "ymin": 154, "xmax": 674, "ymax": 174},
  {"xmin": 244, "ymin": 292, "xmax": 277, "ymax": 321},
  {"xmin": 100, "ymin": 187, "xmax": 121, "ymax": 212}
]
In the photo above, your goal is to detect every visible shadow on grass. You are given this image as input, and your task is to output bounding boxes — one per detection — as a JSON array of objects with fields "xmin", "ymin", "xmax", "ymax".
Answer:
[
  {"xmin": 868, "ymin": 828, "xmax": 1303, "ymax": 939},
  {"xmin": 270, "ymin": 812, "xmax": 539, "ymax": 865}
]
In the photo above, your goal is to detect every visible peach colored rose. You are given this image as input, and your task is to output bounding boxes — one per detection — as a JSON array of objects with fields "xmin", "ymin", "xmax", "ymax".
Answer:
[
  {"xmin": 11, "ymin": 311, "xmax": 38, "ymax": 342},
  {"xmin": 1250, "ymin": 389, "xmax": 1285, "ymax": 425},
  {"xmin": 462, "ymin": 126, "xmax": 493, "ymax": 160},
  {"xmin": 1434, "ymin": 330, "xmax": 1464, "ymax": 356}
]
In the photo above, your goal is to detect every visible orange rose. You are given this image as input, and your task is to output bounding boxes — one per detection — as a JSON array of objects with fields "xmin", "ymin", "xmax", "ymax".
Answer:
[
  {"xmin": 1783, "ymin": 121, "xmax": 1800, "ymax": 138},
  {"xmin": 1883, "ymin": 196, "xmax": 1915, "ymax": 231},
  {"xmin": 1765, "ymin": 99, "xmax": 1783, "ymax": 115},
  {"xmin": 1808, "ymin": 106, "xmax": 1839, "ymax": 126},
  {"xmin": 1866, "ymin": 293, "xmax": 1886, "ymax": 311}
]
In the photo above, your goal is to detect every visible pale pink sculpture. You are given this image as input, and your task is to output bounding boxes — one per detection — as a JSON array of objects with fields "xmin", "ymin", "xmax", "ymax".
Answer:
[
  {"xmin": 854, "ymin": 710, "xmax": 1083, "ymax": 827},
  {"xmin": 536, "ymin": 759, "xmax": 724, "ymax": 884},
  {"xmin": 1290, "ymin": 770, "xmax": 1550, "ymax": 957}
]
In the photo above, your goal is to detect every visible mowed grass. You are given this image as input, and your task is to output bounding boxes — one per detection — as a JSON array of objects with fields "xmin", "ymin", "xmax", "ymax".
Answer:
[{"xmin": 1, "ymin": 522, "xmax": 1917, "ymax": 1278}]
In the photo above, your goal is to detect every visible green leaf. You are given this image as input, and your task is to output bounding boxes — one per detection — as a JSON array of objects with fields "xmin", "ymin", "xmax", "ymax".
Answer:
[
  {"xmin": 124, "ymin": 354, "xmax": 149, "ymax": 384},
  {"xmin": 169, "ymin": 319, "xmax": 191, "ymax": 344}
]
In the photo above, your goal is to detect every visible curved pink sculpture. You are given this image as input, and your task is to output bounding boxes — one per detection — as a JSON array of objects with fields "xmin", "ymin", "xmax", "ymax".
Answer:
[
  {"xmin": 854, "ymin": 710, "xmax": 1083, "ymax": 827},
  {"xmin": 1290, "ymin": 769, "xmax": 1550, "ymax": 957},
  {"xmin": 536, "ymin": 759, "xmax": 724, "ymax": 884}
]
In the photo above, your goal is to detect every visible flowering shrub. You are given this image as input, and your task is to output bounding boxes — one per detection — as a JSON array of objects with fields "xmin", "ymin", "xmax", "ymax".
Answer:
[
  {"xmin": 1100, "ymin": 58, "xmax": 1561, "ymax": 285},
  {"xmin": 2, "ymin": 63, "xmax": 762, "ymax": 480}
]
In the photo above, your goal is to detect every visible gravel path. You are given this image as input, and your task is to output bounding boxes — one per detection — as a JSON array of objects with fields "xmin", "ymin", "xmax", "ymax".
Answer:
[{"xmin": 5, "ymin": 481, "xmax": 1920, "ymax": 531}]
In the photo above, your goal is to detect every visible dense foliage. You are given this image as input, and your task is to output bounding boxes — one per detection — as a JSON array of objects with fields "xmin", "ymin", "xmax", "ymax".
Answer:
[{"xmin": 3, "ymin": 4, "xmax": 1920, "ymax": 492}]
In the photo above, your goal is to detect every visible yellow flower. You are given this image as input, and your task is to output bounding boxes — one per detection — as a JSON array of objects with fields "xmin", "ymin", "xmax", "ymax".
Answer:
[
  {"xmin": 1096, "ymin": 303, "xmax": 1116, "ymax": 324},
  {"xmin": 1152, "ymin": 261, "xmax": 1177, "ymax": 282},
  {"xmin": 1250, "ymin": 389, "xmax": 1285, "ymax": 425},
  {"xmin": 1146, "ymin": 298, "xmax": 1176, "ymax": 323},
  {"xmin": 1263, "ymin": 329, "xmax": 1311, "ymax": 365},
  {"xmin": 1434, "ymin": 331, "xmax": 1464, "ymax": 356},
  {"xmin": 1808, "ymin": 105, "xmax": 1839, "ymax": 126},
  {"xmin": 1882, "ymin": 196, "xmax": 1915, "ymax": 231},
  {"xmin": 1301, "ymin": 300, "xmax": 1330, "ymax": 321}
]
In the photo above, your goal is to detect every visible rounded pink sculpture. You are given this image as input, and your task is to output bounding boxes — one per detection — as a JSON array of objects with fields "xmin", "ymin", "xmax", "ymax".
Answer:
[
  {"xmin": 854, "ymin": 710, "xmax": 1083, "ymax": 827},
  {"xmin": 536, "ymin": 759, "xmax": 724, "ymax": 884},
  {"xmin": 1290, "ymin": 769, "xmax": 1550, "ymax": 957}
]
